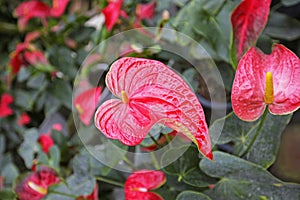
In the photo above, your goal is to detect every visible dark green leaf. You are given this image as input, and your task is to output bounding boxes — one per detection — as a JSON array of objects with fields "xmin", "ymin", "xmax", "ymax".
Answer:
[
  {"xmin": 17, "ymin": 128, "xmax": 39, "ymax": 168},
  {"xmin": 265, "ymin": 12, "xmax": 300, "ymax": 41},
  {"xmin": 176, "ymin": 191, "xmax": 212, "ymax": 200},
  {"xmin": 69, "ymin": 26, "xmax": 95, "ymax": 43},
  {"xmin": 200, "ymin": 151, "xmax": 300, "ymax": 200},
  {"xmin": 1, "ymin": 163, "xmax": 19, "ymax": 185},
  {"xmin": 14, "ymin": 89, "xmax": 39, "ymax": 110},
  {"xmin": 49, "ymin": 145, "xmax": 60, "ymax": 169},
  {"xmin": 182, "ymin": 167, "xmax": 217, "ymax": 187},
  {"xmin": 0, "ymin": 189, "xmax": 16, "ymax": 200},
  {"xmin": 210, "ymin": 112, "xmax": 292, "ymax": 168},
  {"xmin": 281, "ymin": 0, "xmax": 300, "ymax": 6},
  {"xmin": 48, "ymin": 79, "xmax": 72, "ymax": 109},
  {"xmin": 27, "ymin": 73, "xmax": 46, "ymax": 89},
  {"xmin": 0, "ymin": 135, "xmax": 5, "ymax": 154}
]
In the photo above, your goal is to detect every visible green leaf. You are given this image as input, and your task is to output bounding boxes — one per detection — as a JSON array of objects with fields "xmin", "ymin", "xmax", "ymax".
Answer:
[
  {"xmin": 264, "ymin": 12, "xmax": 300, "ymax": 41},
  {"xmin": 14, "ymin": 89, "xmax": 39, "ymax": 110},
  {"xmin": 162, "ymin": 145, "xmax": 215, "ymax": 187},
  {"xmin": 0, "ymin": 189, "xmax": 16, "ymax": 200},
  {"xmin": 17, "ymin": 128, "xmax": 39, "ymax": 168},
  {"xmin": 200, "ymin": 151, "xmax": 300, "ymax": 200},
  {"xmin": 210, "ymin": 112, "xmax": 292, "ymax": 168},
  {"xmin": 69, "ymin": 26, "xmax": 95, "ymax": 43},
  {"xmin": 49, "ymin": 145, "xmax": 60, "ymax": 169},
  {"xmin": 27, "ymin": 73, "xmax": 46, "ymax": 89},
  {"xmin": 281, "ymin": 0, "xmax": 300, "ymax": 6},
  {"xmin": 0, "ymin": 135, "xmax": 5, "ymax": 154},
  {"xmin": 182, "ymin": 68, "xmax": 199, "ymax": 92},
  {"xmin": 176, "ymin": 191, "xmax": 212, "ymax": 200},
  {"xmin": 1, "ymin": 163, "xmax": 19, "ymax": 185},
  {"xmin": 201, "ymin": 0, "xmax": 225, "ymax": 15},
  {"xmin": 48, "ymin": 79, "xmax": 72, "ymax": 109}
]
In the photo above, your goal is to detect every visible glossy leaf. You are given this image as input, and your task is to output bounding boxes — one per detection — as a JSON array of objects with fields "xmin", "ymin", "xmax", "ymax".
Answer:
[
  {"xmin": 231, "ymin": 44, "xmax": 300, "ymax": 121},
  {"xmin": 95, "ymin": 57, "xmax": 212, "ymax": 159},
  {"xmin": 281, "ymin": 0, "xmax": 300, "ymax": 6},
  {"xmin": 230, "ymin": 0, "xmax": 271, "ymax": 65},
  {"xmin": 200, "ymin": 151, "xmax": 300, "ymax": 200},
  {"xmin": 264, "ymin": 12, "xmax": 300, "ymax": 41},
  {"xmin": 210, "ymin": 112, "xmax": 291, "ymax": 168},
  {"xmin": 176, "ymin": 191, "xmax": 211, "ymax": 200},
  {"xmin": 125, "ymin": 170, "xmax": 166, "ymax": 200}
]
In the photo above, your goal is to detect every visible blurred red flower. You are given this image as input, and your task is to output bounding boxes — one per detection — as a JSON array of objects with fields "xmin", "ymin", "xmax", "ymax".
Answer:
[
  {"xmin": 14, "ymin": 166, "xmax": 60, "ymax": 200},
  {"xmin": 38, "ymin": 134, "xmax": 54, "ymax": 154},
  {"xmin": 102, "ymin": 0, "xmax": 127, "ymax": 31},
  {"xmin": 135, "ymin": 2, "xmax": 156, "ymax": 27},
  {"xmin": 14, "ymin": 0, "xmax": 69, "ymax": 30},
  {"xmin": 17, "ymin": 113, "xmax": 31, "ymax": 126},
  {"xmin": 74, "ymin": 87, "xmax": 102, "ymax": 126},
  {"xmin": 0, "ymin": 93, "xmax": 13, "ymax": 118},
  {"xmin": 9, "ymin": 41, "xmax": 48, "ymax": 75},
  {"xmin": 125, "ymin": 170, "xmax": 166, "ymax": 200}
]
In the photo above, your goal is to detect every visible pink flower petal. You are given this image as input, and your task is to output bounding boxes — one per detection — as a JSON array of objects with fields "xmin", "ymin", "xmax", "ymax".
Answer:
[
  {"xmin": 95, "ymin": 57, "xmax": 213, "ymax": 159},
  {"xmin": 232, "ymin": 44, "xmax": 300, "ymax": 121}
]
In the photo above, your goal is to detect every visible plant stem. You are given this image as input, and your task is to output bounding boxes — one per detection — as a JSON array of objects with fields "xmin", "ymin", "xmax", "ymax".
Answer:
[
  {"xmin": 240, "ymin": 109, "xmax": 269, "ymax": 158},
  {"xmin": 149, "ymin": 133, "xmax": 162, "ymax": 148},
  {"xmin": 150, "ymin": 152, "xmax": 160, "ymax": 170},
  {"xmin": 95, "ymin": 176, "xmax": 124, "ymax": 187}
]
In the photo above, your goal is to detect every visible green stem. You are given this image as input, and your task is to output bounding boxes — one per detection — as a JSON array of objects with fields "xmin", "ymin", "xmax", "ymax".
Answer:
[
  {"xmin": 95, "ymin": 176, "xmax": 124, "ymax": 187},
  {"xmin": 151, "ymin": 152, "xmax": 160, "ymax": 170},
  {"xmin": 212, "ymin": 0, "xmax": 227, "ymax": 17},
  {"xmin": 49, "ymin": 190, "xmax": 78, "ymax": 198},
  {"xmin": 123, "ymin": 156, "xmax": 137, "ymax": 170},
  {"xmin": 149, "ymin": 133, "xmax": 162, "ymax": 148},
  {"xmin": 240, "ymin": 109, "xmax": 269, "ymax": 158}
]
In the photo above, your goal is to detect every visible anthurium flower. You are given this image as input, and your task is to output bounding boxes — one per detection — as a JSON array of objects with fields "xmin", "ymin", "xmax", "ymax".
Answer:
[
  {"xmin": 135, "ymin": 2, "xmax": 156, "ymax": 27},
  {"xmin": 14, "ymin": 0, "xmax": 51, "ymax": 30},
  {"xmin": 14, "ymin": 0, "xmax": 69, "ymax": 30},
  {"xmin": 231, "ymin": 44, "xmax": 300, "ymax": 121},
  {"xmin": 14, "ymin": 166, "xmax": 60, "ymax": 200},
  {"xmin": 17, "ymin": 113, "xmax": 31, "ymax": 126},
  {"xmin": 231, "ymin": 0, "xmax": 271, "ymax": 64},
  {"xmin": 102, "ymin": 0, "xmax": 127, "ymax": 31},
  {"xmin": 95, "ymin": 57, "xmax": 213, "ymax": 159},
  {"xmin": 125, "ymin": 170, "xmax": 166, "ymax": 200},
  {"xmin": 38, "ymin": 134, "xmax": 54, "ymax": 154},
  {"xmin": 0, "ymin": 93, "xmax": 13, "ymax": 118},
  {"xmin": 74, "ymin": 87, "xmax": 102, "ymax": 126},
  {"xmin": 49, "ymin": 0, "xmax": 69, "ymax": 17},
  {"xmin": 10, "ymin": 42, "xmax": 48, "ymax": 75}
]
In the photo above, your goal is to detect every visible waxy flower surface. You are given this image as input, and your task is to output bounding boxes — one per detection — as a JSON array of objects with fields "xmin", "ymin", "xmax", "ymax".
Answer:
[
  {"xmin": 125, "ymin": 170, "xmax": 165, "ymax": 200},
  {"xmin": 231, "ymin": 44, "xmax": 300, "ymax": 121},
  {"xmin": 14, "ymin": 166, "xmax": 60, "ymax": 200},
  {"xmin": 0, "ymin": 93, "xmax": 13, "ymax": 118},
  {"xmin": 95, "ymin": 57, "xmax": 213, "ymax": 159},
  {"xmin": 135, "ymin": 2, "xmax": 156, "ymax": 27},
  {"xmin": 74, "ymin": 87, "xmax": 102, "ymax": 126}
]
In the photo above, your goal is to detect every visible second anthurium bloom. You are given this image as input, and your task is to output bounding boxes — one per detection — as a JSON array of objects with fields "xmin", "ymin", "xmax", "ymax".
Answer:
[
  {"xmin": 125, "ymin": 170, "xmax": 166, "ymax": 200},
  {"xmin": 95, "ymin": 57, "xmax": 213, "ymax": 159},
  {"xmin": 231, "ymin": 44, "xmax": 300, "ymax": 121}
]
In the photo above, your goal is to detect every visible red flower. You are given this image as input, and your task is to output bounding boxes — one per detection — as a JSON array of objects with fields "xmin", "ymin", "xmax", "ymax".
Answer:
[
  {"xmin": 231, "ymin": 44, "xmax": 300, "ymax": 121},
  {"xmin": 17, "ymin": 113, "xmax": 31, "ymax": 126},
  {"xmin": 10, "ymin": 41, "xmax": 48, "ymax": 75},
  {"xmin": 77, "ymin": 183, "xmax": 99, "ymax": 200},
  {"xmin": 52, "ymin": 123, "xmax": 62, "ymax": 131},
  {"xmin": 125, "ymin": 170, "xmax": 166, "ymax": 200},
  {"xmin": 231, "ymin": 0, "xmax": 271, "ymax": 63},
  {"xmin": 14, "ymin": 0, "xmax": 69, "ymax": 30},
  {"xmin": 49, "ymin": 0, "xmax": 69, "ymax": 17},
  {"xmin": 0, "ymin": 93, "xmax": 13, "ymax": 118},
  {"xmin": 95, "ymin": 57, "xmax": 213, "ymax": 159},
  {"xmin": 38, "ymin": 134, "xmax": 54, "ymax": 154},
  {"xmin": 135, "ymin": 2, "xmax": 156, "ymax": 27},
  {"xmin": 102, "ymin": 0, "xmax": 126, "ymax": 31},
  {"xmin": 14, "ymin": 0, "xmax": 51, "ymax": 30},
  {"xmin": 74, "ymin": 87, "xmax": 102, "ymax": 126},
  {"xmin": 15, "ymin": 166, "xmax": 60, "ymax": 200}
]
